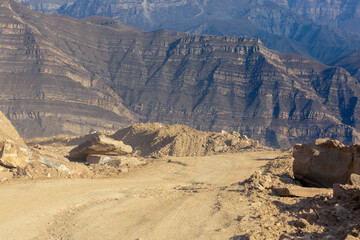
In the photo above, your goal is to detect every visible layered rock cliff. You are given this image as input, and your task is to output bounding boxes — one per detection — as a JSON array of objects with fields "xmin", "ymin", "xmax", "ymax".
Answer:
[
  {"xmin": 0, "ymin": 0, "xmax": 139, "ymax": 137},
  {"xmin": 333, "ymin": 49, "xmax": 360, "ymax": 82},
  {"xmin": 273, "ymin": 0, "xmax": 360, "ymax": 36},
  {"xmin": 65, "ymin": 0, "xmax": 360, "ymax": 64},
  {"xmin": 16, "ymin": 0, "xmax": 360, "ymax": 64},
  {"xmin": 2, "ymin": 0, "xmax": 360, "ymax": 148}
]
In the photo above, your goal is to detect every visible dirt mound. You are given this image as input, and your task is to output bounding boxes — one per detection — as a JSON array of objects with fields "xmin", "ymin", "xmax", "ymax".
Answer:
[{"xmin": 110, "ymin": 123, "xmax": 263, "ymax": 157}]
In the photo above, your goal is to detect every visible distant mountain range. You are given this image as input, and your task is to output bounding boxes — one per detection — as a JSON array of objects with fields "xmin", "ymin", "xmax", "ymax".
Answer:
[
  {"xmin": 15, "ymin": 0, "xmax": 360, "ymax": 66},
  {"xmin": 273, "ymin": 0, "xmax": 360, "ymax": 36},
  {"xmin": 2, "ymin": 0, "xmax": 360, "ymax": 148}
]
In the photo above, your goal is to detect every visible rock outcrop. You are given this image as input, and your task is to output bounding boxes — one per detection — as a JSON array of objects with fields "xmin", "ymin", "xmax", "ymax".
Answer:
[
  {"xmin": 293, "ymin": 139, "xmax": 360, "ymax": 188},
  {"xmin": 0, "ymin": 140, "xmax": 30, "ymax": 168},
  {"xmin": 0, "ymin": 111, "xmax": 30, "ymax": 168},
  {"xmin": 0, "ymin": 111, "xmax": 26, "ymax": 147},
  {"xmin": 69, "ymin": 134, "xmax": 133, "ymax": 161}
]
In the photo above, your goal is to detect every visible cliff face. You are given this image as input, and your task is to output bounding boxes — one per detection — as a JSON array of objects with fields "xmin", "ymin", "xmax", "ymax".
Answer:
[
  {"xmin": 2, "ymin": 0, "xmax": 360, "ymax": 148},
  {"xmin": 15, "ymin": 0, "xmax": 358, "ymax": 64},
  {"xmin": 0, "ymin": 0, "xmax": 139, "ymax": 138},
  {"xmin": 273, "ymin": 0, "xmax": 360, "ymax": 36}
]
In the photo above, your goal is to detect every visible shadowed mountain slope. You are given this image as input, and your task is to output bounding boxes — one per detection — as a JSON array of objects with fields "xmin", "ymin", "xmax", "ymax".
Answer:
[
  {"xmin": 273, "ymin": 0, "xmax": 360, "ymax": 36},
  {"xmin": 2, "ymin": 0, "xmax": 360, "ymax": 147},
  {"xmin": 333, "ymin": 49, "xmax": 360, "ymax": 82}
]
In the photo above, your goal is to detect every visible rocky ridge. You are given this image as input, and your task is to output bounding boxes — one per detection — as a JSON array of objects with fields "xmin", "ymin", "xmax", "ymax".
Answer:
[
  {"xmin": 333, "ymin": 49, "xmax": 360, "ymax": 82},
  {"xmin": 273, "ymin": 0, "xmax": 360, "ymax": 36},
  {"xmin": 1, "ymin": 0, "xmax": 360, "ymax": 147},
  {"xmin": 38, "ymin": 0, "xmax": 360, "ymax": 63}
]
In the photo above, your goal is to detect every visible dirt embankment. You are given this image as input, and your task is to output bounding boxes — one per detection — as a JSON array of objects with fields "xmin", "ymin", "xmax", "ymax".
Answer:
[{"xmin": 110, "ymin": 123, "xmax": 263, "ymax": 157}]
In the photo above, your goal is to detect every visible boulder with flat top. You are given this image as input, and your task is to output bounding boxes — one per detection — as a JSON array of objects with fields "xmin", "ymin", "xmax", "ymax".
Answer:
[
  {"xmin": 293, "ymin": 139, "xmax": 354, "ymax": 188},
  {"xmin": 69, "ymin": 134, "xmax": 133, "ymax": 161}
]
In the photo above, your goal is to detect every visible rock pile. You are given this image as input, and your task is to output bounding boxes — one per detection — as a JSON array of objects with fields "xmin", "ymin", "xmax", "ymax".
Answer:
[
  {"xmin": 110, "ymin": 123, "xmax": 262, "ymax": 157},
  {"xmin": 0, "ymin": 111, "xmax": 97, "ymax": 180},
  {"xmin": 293, "ymin": 139, "xmax": 360, "ymax": 188}
]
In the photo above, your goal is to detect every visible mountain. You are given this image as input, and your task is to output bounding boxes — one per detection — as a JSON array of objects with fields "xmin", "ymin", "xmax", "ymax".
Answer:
[
  {"xmin": 273, "ymin": 0, "xmax": 360, "ymax": 36},
  {"xmin": 16, "ymin": 0, "xmax": 67, "ymax": 13},
  {"xmin": 1, "ymin": 0, "xmax": 360, "ymax": 148},
  {"xmin": 333, "ymin": 49, "xmax": 360, "ymax": 81},
  {"xmin": 0, "ymin": 0, "xmax": 139, "ymax": 137},
  {"xmin": 50, "ymin": 0, "xmax": 360, "ymax": 64}
]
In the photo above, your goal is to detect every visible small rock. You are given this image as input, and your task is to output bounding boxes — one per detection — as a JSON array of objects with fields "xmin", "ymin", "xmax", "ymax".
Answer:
[
  {"xmin": 1, "ymin": 177, "xmax": 7, "ymax": 182},
  {"xmin": 25, "ymin": 171, "xmax": 33, "ymax": 179},
  {"xmin": 348, "ymin": 173, "xmax": 360, "ymax": 186},
  {"xmin": 306, "ymin": 210, "xmax": 319, "ymax": 224},
  {"xmin": 344, "ymin": 235, "xmax": 359, "ymax": 240},
  {"xmin": 334, "ymin": 204, "xmax": 349, "ymax": 221},
  {"xmin": 47, "ymin": 173, "xmax": 51, "ymax": 178},
  {"xmin": 273, "ymin": 186, "xmax": 332, "ymax": 198},
  {"xmin": 254, "ymin": 183, "xmax": 265, "ymax": 191},
  {"xmin": 0, "ymin": 166, "xmax": 9, "ymax": 172},
  {"xmin": 213, "ymin": 146, "xmax": 224, "ymax": 152},
  {"xmin": 260, "ymin": 175, "xmax": 272, "ymax": 188},
  {"xmin": 121, "ymin": 167, "xmax": 129, "ymax": 173},
  {"xmin": 295, "ymin": 219, "xmax": 308, "ymax": 228},
  {"xmin": 250, "ymin": 202, "xmax": 262, "ymax": 208}
]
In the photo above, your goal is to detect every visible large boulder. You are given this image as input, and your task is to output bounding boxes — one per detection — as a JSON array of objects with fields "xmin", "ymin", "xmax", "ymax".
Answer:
[
  {"xmin": 0, "ymin": 111, "xmax": 30, "ymax": 168},
  {"xmin": 293, "ymin": 139, "xmax": 355, "ymax": 188},
  {"xmin": 0, "ymin": 140, "xmax": 31, "ymax": 168},
  {"xmin": 69, "ymin": 134, "xmax": 133, "ymax": 161},
  {"xmin": 0, "ymin": 111, "xmax": 26, "ymax": 147}
]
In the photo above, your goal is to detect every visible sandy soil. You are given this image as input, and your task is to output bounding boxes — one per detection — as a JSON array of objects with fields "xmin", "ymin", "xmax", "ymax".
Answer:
[{"xmin": 0, "ymin": 150, "xmax": 281, "ymax": 240}]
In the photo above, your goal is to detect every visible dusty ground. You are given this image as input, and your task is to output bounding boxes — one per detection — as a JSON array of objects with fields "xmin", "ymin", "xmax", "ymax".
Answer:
[{"xmin": 0, "ymin": 150, "xmax": 281, "ymax": 240}]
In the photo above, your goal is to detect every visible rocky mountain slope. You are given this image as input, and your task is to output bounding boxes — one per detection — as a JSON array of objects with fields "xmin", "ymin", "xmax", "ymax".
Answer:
[
  {"xmin": 333, "ymin": 49, "xmax": 360, "ymax": 82},
  {"xmin": 273, "ymin": 0, "xmax": 360, "ymax": 36},
  {"xmin": 15, "ymin": 0, "xmax": 360, "ymax": 64},
  {"xmin": 2, "ymin": 0, "xmax": 360, "ymax": 148},
  {"xmin": 0, "ymin": 0, "xmax": 139, "ymax": 137}
]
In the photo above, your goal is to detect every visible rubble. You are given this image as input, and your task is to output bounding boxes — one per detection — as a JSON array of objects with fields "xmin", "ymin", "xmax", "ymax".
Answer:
[{"xmin": 333, "ymin": 184, "xmax": 360, "ymax": 201}]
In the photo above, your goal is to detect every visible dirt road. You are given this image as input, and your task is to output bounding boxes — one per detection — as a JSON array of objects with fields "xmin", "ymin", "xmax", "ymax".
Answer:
[{"xmin": 0, "ymin": 150, "xmax": 280, "ymax": 240}]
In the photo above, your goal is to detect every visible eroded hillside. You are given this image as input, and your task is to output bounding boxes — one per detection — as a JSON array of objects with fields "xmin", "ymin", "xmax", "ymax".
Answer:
[{"xmin": 1, "ymin": 0, "xmax": 360, "ymax": 147}]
